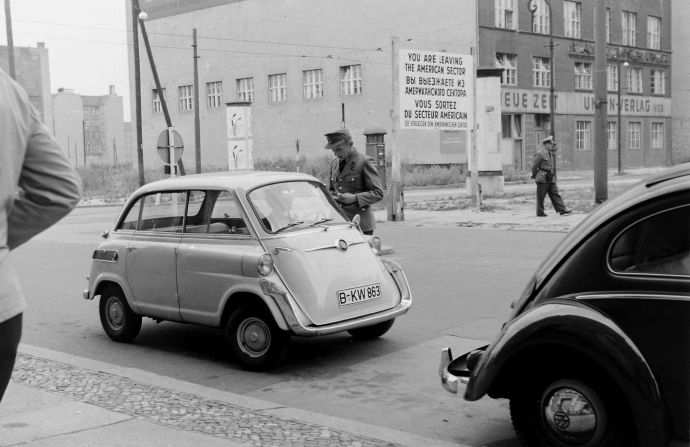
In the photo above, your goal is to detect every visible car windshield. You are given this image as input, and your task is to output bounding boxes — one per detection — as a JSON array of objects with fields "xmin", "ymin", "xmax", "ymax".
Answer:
[{"xmin": 248, "ymin": 181, "xmax": 348, "ymax": 233}]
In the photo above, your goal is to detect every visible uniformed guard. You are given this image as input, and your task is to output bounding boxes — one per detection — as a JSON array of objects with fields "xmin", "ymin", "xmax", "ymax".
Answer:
[
  {"xmin": 325, "ymin": 129, "xmax": 384, "ymax": 235},
  {"xmin": 531, "ymin": 135, "xmax": 572, "ymax": 217}
]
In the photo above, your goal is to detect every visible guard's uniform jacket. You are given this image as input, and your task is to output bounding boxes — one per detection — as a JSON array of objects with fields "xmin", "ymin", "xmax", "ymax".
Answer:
[
  {"xmin": 531, "ymin": 149, "xmax": 555, "ymax": 183},
  {"xmin": 328, "ymin": 149, "xmax": 383, "ymax": 233}
]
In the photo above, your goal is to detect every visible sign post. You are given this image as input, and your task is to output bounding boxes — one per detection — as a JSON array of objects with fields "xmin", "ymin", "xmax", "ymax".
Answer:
[{"xmin": 156, "ymin": 127, "xmax": 184, "ymax": 176}]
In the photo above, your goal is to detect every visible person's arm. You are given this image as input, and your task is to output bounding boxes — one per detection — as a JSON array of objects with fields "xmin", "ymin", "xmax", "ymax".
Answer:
[
  {"xmin": 7, "ymin": 108, "xmax": 82, "ymax": 249},
  {"xmin": 354, "ymin": 156, "xmax": 384, "ymax": 207},
  {"xmin": 531, "ymin": 152, "xmax": 543, "ymax": 179}
]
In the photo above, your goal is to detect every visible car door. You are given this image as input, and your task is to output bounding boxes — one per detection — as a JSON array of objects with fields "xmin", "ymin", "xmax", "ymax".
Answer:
[
  {"xmin": 122, "ymin": 190, "xmax": 184, "ymax": 321},
  {"xmin": 176, "ymin": 190, "xmax": 263, "ymax": 326}
]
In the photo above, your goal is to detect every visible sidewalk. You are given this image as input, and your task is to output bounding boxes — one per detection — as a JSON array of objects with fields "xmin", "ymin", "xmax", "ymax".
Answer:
[{"xmin": 2, "ymin": 344, "xmax": 461, "ymax": 447}]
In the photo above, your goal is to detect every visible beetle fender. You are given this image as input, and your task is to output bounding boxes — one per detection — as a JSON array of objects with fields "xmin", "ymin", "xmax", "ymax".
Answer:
[
  {"xmin": 92, "ymin": 273, "xmax": 141, "ymax": 314},
  {"xmin": 465, "ymin": 301, "xmax": 668, "ymax": 444}
]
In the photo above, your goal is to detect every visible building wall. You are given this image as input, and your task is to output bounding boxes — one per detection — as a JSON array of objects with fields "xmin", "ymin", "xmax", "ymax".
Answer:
[
  {"xmin": 672, "ymin": 0, "xmax": 690, "ymax": 163},
  {"xmin": 0, "ymin": 43, "xmax": 53, "ymax": 130},
  {"xmin": 126, "ymin": 0, "xmax": 478, "ymax": 172},
  {"xmin": 52, "ymin": 89, "xmax": 85, "ymax": 165},
  {"xmin": 481, "ymin": 0, "xmax": 673, "ymax": 171}
]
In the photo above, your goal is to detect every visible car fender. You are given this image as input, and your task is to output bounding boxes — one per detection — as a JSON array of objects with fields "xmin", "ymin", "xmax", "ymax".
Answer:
[
  {"xmin": 220, "ymin": 282, "xmax": 290, "ymax": 331},
  {"xmin": 91, "ymin": 272, "xmax": 142, "ymax": 314},
  {"xmin": 465, "ymin": 300, "xmax": 668, "ymax": 443}
]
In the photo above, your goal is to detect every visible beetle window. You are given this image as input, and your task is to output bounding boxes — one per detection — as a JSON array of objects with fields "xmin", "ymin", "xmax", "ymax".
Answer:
[
  {"xmin": 134, "ymin": 192, "xmax": 186, "ymax": 232},
  {"xmin": 610, "ymin": 205, "xmax": 690, "ymax": 276}
]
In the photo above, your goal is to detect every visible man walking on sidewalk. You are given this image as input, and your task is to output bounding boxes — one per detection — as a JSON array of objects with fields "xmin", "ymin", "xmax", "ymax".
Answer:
[
  {"xmin": 0, "ymin": 68, "xmax": 82, "ymax": 403},
  {"xmin": 531, "ymin": 135, "xmax": 571, "ymax": 217}
]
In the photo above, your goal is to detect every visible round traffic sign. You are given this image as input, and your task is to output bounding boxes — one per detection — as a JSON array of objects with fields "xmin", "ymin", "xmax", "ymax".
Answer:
[{"xmin": 156, "ymin": 129, "xmax": 184, "ymax": 163}]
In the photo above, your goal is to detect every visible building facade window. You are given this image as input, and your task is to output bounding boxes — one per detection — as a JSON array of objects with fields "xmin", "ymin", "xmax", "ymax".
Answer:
[
  {"xmin": 531, "ymin": 0, "xmax": 549, "ymax": 34},
  {"xmin": 628, "ymin": 122, "xmax": 641, "ymax": 150},
  {"xmin": 627, "ymin": 67, "xmax": 643, "ymax": 93},
  {"xmin": 178, "ymin": 85, "xmax": 193, "ymax": 111},
  {"xmin": 340, "ymin": 65, "xmax": 362, "ymax": 96},
  {"xmin": 206, "ymin": 81, "xmax": 223, "ymax": 108},
  {"xmin": 607, "ymin": 64, "xmax": 619, "ymax": 92},
  {"xmin": 651, "ymin": 122, "xmax": 664, "ymax": 149},
  {"xmin": 532, "ymin": 57, "xmax": 550, "ymax": 88},
  {"xmin": 236, "ymin": 77, "xmax": 254, "ymax": 102},
  {"xmin": 495, "ymin": 0, "xmax": 516, "ymax": 29},
  {"xmin": 647, "ymin": 16, "xmax": 661, "ymax": 50},
  {"xmin": 496, "ymin": 53, "xmax": 517, "ymax": 85},
  {"xmin": 650, "ymin": 70, "xmax": 666, "ymax": 95},
  {"xmin": 575, "ymin": 120, "xmax": 591, "ymax": 151},
  {"xmin": 303, "ymin": 69, "xmax": 324, "ymax": 99},
  {"xmin": 152, "ymin": 88, "xmax": 166, "ymax": 113},
  {"xmin": 622, "ymin": 11, "xmax": 637, "ymax": 46},
  {"xmin": 268, "ymin": 73, "xmax": 287, "ymax": 104},
  {"xmin": 607, "ymin": 122, "xmax": 617, "ymax": 150},
  {"xmin": 574, "ymin": 62, "xmax": 592, "ymax": 90},
  {"xmin": 564, "ymin": 1, "xmax": 581, "ymax": 39}
]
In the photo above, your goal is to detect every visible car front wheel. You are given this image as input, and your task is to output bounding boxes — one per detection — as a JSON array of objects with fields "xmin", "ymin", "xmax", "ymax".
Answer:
[
  {"xmin": 347, "ymin": 319, "xmax": 395, "ymax": 340},
  {"xmin": 226, "ymin": 305, "xmax": 289, "ymax": 370},
  {"xmin": 510, "ymin": 372, "xmax": 634, "ymax": 447},
  {"xmin": 99, "ymin": 286, "xmax": 142, "ymax": 342}
]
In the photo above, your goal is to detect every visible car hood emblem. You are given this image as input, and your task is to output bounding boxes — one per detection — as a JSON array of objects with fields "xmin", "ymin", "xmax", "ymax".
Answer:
[{"xmin": 337, "ymin": 239, "xmax": 349, "ymax": 251}]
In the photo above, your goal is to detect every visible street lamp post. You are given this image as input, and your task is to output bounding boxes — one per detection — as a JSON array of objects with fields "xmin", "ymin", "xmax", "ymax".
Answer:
[
  {"xmin": 528, "ymin": 0, "xmax": 555, "ymax": 140},
  {"xmin": 616, "ymin": 60, "xmax": 629, "ymax": 175}
]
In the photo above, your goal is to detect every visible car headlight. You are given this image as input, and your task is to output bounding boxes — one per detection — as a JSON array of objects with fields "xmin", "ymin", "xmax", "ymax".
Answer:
[
  {"xmin": 368, "ymin": 236, "xmax": 382, "ymax": 255},
  {"xmin": 258, "ymin": 253, "xmax": 275, "ymax": 276}
]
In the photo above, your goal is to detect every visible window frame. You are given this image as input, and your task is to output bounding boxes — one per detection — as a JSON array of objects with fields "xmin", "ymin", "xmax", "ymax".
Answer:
[
  {"xmin": 563, "ymin": 1, "xmax": 582, "ymax": 39},
  {"xmin": 650, "ymin": 70, "xmax": 666, "ymax": 95},
  {"xmin": 268, "ymin": 73, "xmax": 288, "ymax": 104},
  {"xmin": 531, "ymin": 0, "xmax": 550, "ymax": 34},
  {"xmin": 651, "ymin": 122, "xmax": 664, "ymax": 150},
  {"xmin": 340, "ymin": 64, "xmax": 362, "ymax": 96},
  {"xmin": 496, "ymin": 0, "xmax": 517, "ymax": 29},
  {"xmin": 303, "ymin": 68, "xmax": 324, "ymax": 99},
  {"xmin": 206, "ymin": 81, "xmax": 223, "ymax": 109},
  {"xmin": 532, "ymin": 56, "xmax": 551, "ymax": 88},
  {"xmin": 178, "ymin": 85, "xmax": 194, "ymax": 112},
  {"xmin": 607, "ymin": 63, "xmax": 619, "ymax": 92},
  {"xmin": 496, "ymin": 53, "xmax": 517, "ymax": 85},
  {"xmin": 574, "ymin": 61, "xmax": 592, "ymax": 90},
  {"xmin": 622, "ymin": 11, "xmax": 637, "ymax": 46},
  {"xmin": 647, "ymin": 16, "xmax": 661, "ymax": 50},
  {"xmin": 153, "ymin": 88, "xmax": 166, "ymax": 114},
  {"xmin": 628, "ymin": 122, "xmax": 642, "ymax": 150},
  {"xmin": 575, "ymin": 120, "xmax": 592, "ymax": 152},
  {"xmin": 607, "ymin": 122, "xmax": 617, "ymax": 150},
  {"xmin": 236, "ymin": 77, "xmax": 254, "ymax": 102}
]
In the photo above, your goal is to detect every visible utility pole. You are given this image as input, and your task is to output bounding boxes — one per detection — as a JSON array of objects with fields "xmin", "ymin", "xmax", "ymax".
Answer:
[
  {"xmin": 132, "ymin": 0, "xmax": 145, "ymax": 186},
  {"xmin": 193, "ymin": 28, "xmax": 201, "ymax": 173},
  {"xmin": 387, "ymin": 37, "xmax": 403, "ymax": 222},
  {"xmin": 4, "ymin": 0, "xmax": 15, "ymax": 79},
  {"xmin": 593, "ymin": 0, "xmax": 608, "ymax": 202}
]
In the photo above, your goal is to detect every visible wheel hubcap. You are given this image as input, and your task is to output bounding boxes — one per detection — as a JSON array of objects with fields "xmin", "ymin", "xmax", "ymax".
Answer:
[
  {"xmin": 542, "ymin": 385, "xmax": 599, "ymax": 445},
  {"xmin": 106, "ymin": 297, "xmax": 125, "ymax": 330},
  {"xmin": 237, "ymin": 317, "xmax": 270, "ymax": 358}
]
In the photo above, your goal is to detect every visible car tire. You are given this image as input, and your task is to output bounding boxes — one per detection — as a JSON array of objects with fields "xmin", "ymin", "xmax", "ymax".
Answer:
[
  {"xmin": 509, "ymin": 370, "xmax": 634, "ymax": 447},
  {"xmin": 347, "ymin": 319, "xmax": 395, "ymax": 340},
  {"xmin": 226, "ymin": 305, "xmax": 289, "ymax": 371},
  {"xmin": 99, "ymin": 285, "xmax": 142, "ymax": 343}
]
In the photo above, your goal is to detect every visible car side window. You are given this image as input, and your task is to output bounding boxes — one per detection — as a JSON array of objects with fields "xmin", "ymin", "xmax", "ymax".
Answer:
[
  {"xmin": 610, "ymin": 205, "xmax": 690, "ymax": 277},
  {"xmin": 119, "ymin": 198, "xmax": 142, "ymax": 230},
  {"xmin": 209, "ymin": 190, "xmax": 249, "ymax": 235},
  {"xmin": 134, "ymin": 191, "xmax": 186, "ymax": 232},
  {"xmin": 182, "ymin": 190, "xmax": 209, "ymax": 233}
]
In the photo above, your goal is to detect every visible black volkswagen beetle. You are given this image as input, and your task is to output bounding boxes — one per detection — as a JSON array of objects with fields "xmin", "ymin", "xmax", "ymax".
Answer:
[{"xmin": 440, "ymin": 163, "xmax": 690, "ymax": 447}]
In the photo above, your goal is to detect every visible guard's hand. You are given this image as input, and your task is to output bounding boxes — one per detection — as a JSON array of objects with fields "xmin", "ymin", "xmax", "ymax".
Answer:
[{"xmin": 338, "ymin": 193, "xmax": 357, "ymax": 205}]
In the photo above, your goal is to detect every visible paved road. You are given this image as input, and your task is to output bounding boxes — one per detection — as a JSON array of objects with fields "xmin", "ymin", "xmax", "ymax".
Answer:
[{"xmin": 10, "ymin": 204, "xmax": 571, "ymax": 446}]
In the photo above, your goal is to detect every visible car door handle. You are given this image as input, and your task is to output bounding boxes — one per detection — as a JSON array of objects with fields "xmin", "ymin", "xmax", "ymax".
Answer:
[{"xmin": 127, "ymin": 247, "xmax": 137, "ymax": 252}]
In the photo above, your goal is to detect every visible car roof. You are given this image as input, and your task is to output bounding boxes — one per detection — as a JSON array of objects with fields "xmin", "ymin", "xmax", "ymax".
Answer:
[
  {"xmin": 533, "ymin": 162, "xmax": 690, "ymax": 283},
  {"xmin": 133, "ymin": 170, "xmax": 322, "ymax": 195}
]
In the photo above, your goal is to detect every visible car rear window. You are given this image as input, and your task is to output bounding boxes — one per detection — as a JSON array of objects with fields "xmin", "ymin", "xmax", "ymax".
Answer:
[{"xmin": 609, "ymin": 205, "xmax": 690, "ymax": 277}]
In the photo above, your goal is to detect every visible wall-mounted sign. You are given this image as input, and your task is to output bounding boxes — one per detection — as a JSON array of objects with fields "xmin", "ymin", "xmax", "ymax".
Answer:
[
  {"xmin": 399, "ymin": 50, "xmax": 474, "ymax": 131},
  {"xmin": 226, "ymin": 102, "xmax": 253, "ymax": 170},
  {"xmin": 140, "ymin": 0, "xmax": 243, "ymax": 20}
]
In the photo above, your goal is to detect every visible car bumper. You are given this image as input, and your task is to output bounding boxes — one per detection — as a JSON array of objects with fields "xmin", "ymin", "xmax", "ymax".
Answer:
[{"xmin": 439, "ymin": 346, "xmax": 487, "ymax": 395}]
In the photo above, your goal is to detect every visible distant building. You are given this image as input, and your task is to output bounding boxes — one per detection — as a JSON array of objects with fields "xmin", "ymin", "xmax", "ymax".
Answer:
[
  {"xmin": 479, "ymin": 0, "xmax": 674, "ymax": 171},
  {"xmin": 672, "ymin": 0, "xmax": 690, "ymax": 163},
  {"xmin": 0, "ymin": 42, "xmax": 53, "ymax": 132},
  {"xmin": 53, "ymin": 85, "xmax": 127, "ymax": 166},
  {"xmin": 126, "ymin": 0, "xmax": 478, "ymax": 172}
]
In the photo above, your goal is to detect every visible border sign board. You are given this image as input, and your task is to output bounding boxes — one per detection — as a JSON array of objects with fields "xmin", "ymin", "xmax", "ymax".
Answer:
[{"xmin": 399, "ymin": 50, "xmax": 473, "ymax": 130}]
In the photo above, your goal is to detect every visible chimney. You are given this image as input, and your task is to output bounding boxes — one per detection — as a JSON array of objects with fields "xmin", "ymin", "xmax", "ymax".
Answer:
[{"xmin": 109, "ymin": 85, "xmax": 116, "ymax": 95}]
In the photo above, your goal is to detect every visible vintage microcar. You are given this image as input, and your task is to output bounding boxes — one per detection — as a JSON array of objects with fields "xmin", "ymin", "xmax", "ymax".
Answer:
[
  {"xmin": 440, "ymin": 163, "xmax": 690, "ymax": 447},
  {"xmin": 84, "ymin": 171, "xmax": 411, "ymax": 369}
]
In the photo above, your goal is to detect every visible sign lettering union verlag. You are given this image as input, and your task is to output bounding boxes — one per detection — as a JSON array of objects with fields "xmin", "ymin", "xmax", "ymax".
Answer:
[{"xmin": 399, "ymin": 50, "xmax": 474, "ymax": 130}]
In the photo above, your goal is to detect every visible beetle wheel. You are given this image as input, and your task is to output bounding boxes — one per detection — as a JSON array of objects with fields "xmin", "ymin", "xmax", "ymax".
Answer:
[
  {"xmin": 99, "ymin": 285, "xmax": 142, "ymax": 343},
  {"xmin": 510, "ymin": 371, "xmax": 635, "ymax": 447},
  {"xmin": 347, "ymin": 319, "xmax": 395, "ymax": 340},
  {"xmin": 226, "ymin": 305, "xmax": 289, "ymax": 371}
]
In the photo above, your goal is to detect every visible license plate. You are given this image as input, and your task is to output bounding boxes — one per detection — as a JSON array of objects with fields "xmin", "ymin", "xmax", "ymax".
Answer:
[{"xmin": 338, "ymin": 283, "xmax": 381, "ymax": 306}]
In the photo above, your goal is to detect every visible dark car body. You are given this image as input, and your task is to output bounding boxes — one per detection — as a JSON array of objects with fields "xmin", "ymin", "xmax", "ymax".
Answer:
[{"xmin": 440, "ymin": 164, "xmax": 690, "ymax": 447}]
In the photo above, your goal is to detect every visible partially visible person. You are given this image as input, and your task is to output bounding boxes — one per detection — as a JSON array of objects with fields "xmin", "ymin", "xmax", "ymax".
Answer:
[
  {"xmin": 324, "ymin": 129, "xmax": 383, "ymax": 235},
  {"xmin": 0, "ymin": 68, "xmax": 82, "ymax": 403},
  {"xmin": 531, "ymin": 135, "xmax": 571, "ymax": 217}
]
